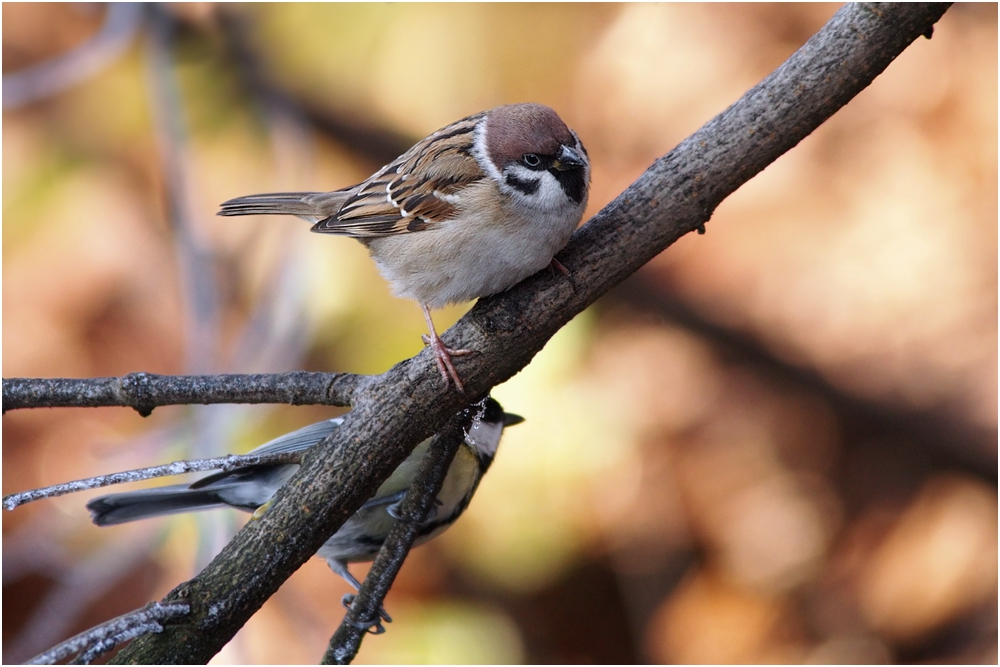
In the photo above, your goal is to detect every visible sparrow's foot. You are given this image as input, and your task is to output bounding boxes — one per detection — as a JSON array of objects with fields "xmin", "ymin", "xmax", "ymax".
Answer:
[
  {"xmin": 420, "ymin": 333, "xmax": 473, "ymax": 393},
  {"xmin": 420, "ymin": 304, "xmax": 474, "ymax": 392}
]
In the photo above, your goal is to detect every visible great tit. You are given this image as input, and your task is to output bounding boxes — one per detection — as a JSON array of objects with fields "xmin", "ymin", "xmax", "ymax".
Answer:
[{"xmin": 87, "ymin": 398, "xmax": 522, "ymax": 608}]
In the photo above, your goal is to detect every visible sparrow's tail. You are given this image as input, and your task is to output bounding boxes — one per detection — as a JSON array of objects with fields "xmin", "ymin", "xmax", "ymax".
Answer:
[
  {"xmin": 87, "ymin": 485, "xmax": 229, "ymax": 526},
  {"xmin": 217, "ymin": 191, "xmax": 350, "ymax": 219}
]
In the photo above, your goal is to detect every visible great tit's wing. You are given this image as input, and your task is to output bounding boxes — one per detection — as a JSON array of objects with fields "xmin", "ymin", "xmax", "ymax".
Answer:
[
  {"xmin": 89, "ymin": 418, "xmax": 348, "ymax": 523},
  {"xmin": 248, "ymin": 417, "xmax": 345, "ymax": 455},
  {"xmin": 186, "ymin": 418, "xmax": 344, "ymax": 491}
]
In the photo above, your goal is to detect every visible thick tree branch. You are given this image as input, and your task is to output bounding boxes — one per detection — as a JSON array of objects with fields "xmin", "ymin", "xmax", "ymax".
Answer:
[
  {"xmin": 2, "ymin": 371, "xmax": 361, "ymax": 416},
  {"xmin": 0, "ymin": 4, "xmax": 945, "ymax": 664}
]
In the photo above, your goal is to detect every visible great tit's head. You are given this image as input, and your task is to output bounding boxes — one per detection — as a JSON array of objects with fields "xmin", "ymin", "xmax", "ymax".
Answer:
[{"xmin": 465, "ymin": 397, "xmax": 523, "ymax": 460}]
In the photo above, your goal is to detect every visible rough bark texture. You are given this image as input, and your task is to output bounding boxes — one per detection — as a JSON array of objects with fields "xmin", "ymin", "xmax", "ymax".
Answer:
[{"xmin": 16, "ymin": 3, "xmax": 944, "ymax": 663}]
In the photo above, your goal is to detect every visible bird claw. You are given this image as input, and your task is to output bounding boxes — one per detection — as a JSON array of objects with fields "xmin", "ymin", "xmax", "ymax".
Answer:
[
  {"xmin": 420, "ymin": 334, "xmax": 473, "ymax": 393},
  {"xmin": 387, "ymin": 498, "xmax": 439, "ymax": 522},
  {"xmin": 341, "ymin": 593, "xmax": 392, "ymax": 632},
  {"xmin": 549, "ymin": 257, "xmax": 571, "ymax": 277}
]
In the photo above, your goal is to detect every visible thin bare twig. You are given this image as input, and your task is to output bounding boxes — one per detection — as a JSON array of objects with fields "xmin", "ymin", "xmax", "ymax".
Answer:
[
  {"xmin": 2, "ymin": 3, "xmax": 144, "ymax": 109},
  {"xmin": 25, "ymin": 601, "xmax": 190, "ymax": 665},
  {"xmin": 3, "ymin": 451, "xmax": 303, "ymax": 511},
  {"xmin": 2, "ymin": 371, "xmax": 363, "ymax": 415},
  {"xmin": 69, "ymin": 623, "xmax": 161, "ymax": 665}
]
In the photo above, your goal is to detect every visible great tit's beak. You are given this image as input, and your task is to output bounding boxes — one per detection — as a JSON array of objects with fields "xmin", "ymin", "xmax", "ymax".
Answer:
[
  {"xmin": 552, "ymin": 145, "xmax": 585, "ymax": 172},
  {"xmin": 503, "ymin": 412, "xmax": 525, "ymax": 427}
]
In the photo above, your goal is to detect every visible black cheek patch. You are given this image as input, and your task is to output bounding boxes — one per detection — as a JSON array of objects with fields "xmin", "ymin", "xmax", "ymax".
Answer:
[
  {"xmin": 505, "ymin": 173, "xmax": 541, "ymax": 195},
  {"xmin": 552, "ymin": 168, "xmax": 587, "ymax": 204}
]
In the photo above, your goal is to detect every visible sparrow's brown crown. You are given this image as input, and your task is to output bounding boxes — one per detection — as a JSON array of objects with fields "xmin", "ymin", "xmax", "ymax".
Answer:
[{"xmin": 484, "ymin": 103, "xmax": 576, "ymax": 168}]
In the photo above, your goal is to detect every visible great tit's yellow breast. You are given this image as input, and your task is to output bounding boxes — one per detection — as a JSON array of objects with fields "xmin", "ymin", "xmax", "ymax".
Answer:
[
  {"xmin": 373, "ymin": 440, "xmax": 481, "ymax": 512},
  {"xmin": 373, "ymin": 439, "xmax": 432, "ymax": 499},
  {"xmin": 411, "ymin": 443, "xmax": 482, "ymax": 547},
  {"xmin": 435, "ymin": 444, "xmax": 482, "ymax": 516},
  {"xmin": 319, "ymin": 441, "xmax": 485, "ymax": 564}
]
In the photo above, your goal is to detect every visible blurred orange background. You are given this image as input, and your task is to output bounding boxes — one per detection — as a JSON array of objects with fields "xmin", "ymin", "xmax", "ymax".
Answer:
[{"xmin": 3, "ymin": 3, "xmax": 996, "ymax": 664}]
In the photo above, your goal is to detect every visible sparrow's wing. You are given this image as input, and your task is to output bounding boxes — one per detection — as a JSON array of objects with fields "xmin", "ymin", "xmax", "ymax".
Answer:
[
  {"xmin": 312, "ymin": 113, "xmax": 488, "ymax": 238},
  {"xmin": 217, "ymin": 189, "xmax": 353, "ymax": 220}
]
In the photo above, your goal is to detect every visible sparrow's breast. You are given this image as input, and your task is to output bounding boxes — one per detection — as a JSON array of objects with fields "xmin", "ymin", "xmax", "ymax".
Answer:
[{"xmin": 365, "ymin": 184, "xmax": 581, "ymax": 308}]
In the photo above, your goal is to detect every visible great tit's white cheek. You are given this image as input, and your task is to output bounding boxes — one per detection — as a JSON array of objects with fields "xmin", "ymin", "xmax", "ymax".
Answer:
[{"xmin": 465, "ymin": 419, "xmax": 504, "ymax": 458}]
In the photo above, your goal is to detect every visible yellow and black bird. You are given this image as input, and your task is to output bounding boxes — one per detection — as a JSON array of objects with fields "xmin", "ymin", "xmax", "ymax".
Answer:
[{"xmin": 87, "ymin": 398, "xmax": 522, "ymax": 619}]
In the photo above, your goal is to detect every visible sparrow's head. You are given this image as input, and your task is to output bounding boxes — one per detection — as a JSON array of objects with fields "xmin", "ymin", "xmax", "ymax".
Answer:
[{"xmin": 475, "ymin": 103, "xmax": 590, "ymax": 212}]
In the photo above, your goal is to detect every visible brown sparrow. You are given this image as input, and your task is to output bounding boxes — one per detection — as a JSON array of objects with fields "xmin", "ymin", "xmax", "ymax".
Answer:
[{"xmin": 219, "ymin": 103, "xmax": 590, "ymax": 391}]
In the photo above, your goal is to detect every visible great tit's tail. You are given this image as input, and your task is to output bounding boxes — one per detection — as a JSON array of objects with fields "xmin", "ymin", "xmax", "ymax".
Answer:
[{"xmin": 87, "ymin": 485, "xmax": 228, "ymax": 526}]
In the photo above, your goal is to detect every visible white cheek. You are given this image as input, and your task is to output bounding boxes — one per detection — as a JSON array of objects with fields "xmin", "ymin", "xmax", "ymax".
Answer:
[
  {"xmin": 501, "ymin": 166, "xmax": 573, "ymax": 212},
  {"xmin": 504, "ymin": 164, "xmax": 537, "ymax": 180},
  {"xmin": 536, "ymin": 173, "xmax": 579, "ymax": 210},
  {"xmin": 465, "ymin": 419, "xmax": 504, "ymax": 458}
]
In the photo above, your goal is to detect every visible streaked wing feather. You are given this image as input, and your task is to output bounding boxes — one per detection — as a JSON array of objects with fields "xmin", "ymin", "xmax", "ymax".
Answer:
[{"xmin": 312, "ymin": 113, "xmax": 485, "ymax": 238}]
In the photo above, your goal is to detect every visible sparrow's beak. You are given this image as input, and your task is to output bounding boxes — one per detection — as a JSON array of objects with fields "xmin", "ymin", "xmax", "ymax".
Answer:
[
  {"xmin": 503, "ymin": 412, "xmax": 525, "ymax": 427},
  {"xmin": 552, "ymin": 145, "xmax": 585, "ymax": 171}
]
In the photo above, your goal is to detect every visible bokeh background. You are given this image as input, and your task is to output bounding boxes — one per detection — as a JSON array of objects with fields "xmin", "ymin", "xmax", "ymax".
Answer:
[{"xmin": 3, "ymin": 3, "xmax": 996, "ymax": 664}]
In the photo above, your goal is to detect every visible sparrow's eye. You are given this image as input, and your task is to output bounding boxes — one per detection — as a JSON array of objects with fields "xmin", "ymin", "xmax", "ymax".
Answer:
[{"xmin": 522, "ymin": 153, "xmax": 541, "ymax": 168}]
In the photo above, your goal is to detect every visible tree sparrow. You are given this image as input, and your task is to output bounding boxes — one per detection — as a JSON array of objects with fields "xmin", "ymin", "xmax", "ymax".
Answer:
[{"xmin": 219, "ymin": 103, "xmax": 590, "ymax": 391}]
